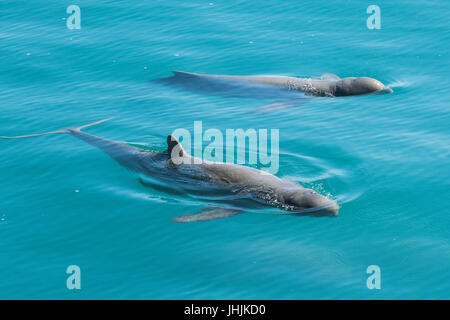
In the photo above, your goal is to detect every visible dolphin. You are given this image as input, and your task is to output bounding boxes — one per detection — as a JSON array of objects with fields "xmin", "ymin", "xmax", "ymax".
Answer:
[
  {"xmin": 163, "ymin": 71, "xmax": 393, "ymax": 97},
  {"xmin": 156, "ymin": 71, "xmax": 392, "ymax": 112},
  {"xmin": 1, "ymin": 119, "xmax": 339, "ymax": 222}
]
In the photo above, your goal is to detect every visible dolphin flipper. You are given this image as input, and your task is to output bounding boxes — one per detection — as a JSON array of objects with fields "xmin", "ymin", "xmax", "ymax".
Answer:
[
  {"xmin": 171, "ymin": 206, "xmax": 242, "ymax": 223},
  {"xmin": 321, "ymin": 73, "xmax": 340, "ymax": 81}
]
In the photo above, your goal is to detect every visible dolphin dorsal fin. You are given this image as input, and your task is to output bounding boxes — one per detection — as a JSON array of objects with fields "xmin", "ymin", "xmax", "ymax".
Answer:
[
  {"xmin": 321, "ymin": 73, "xmax": 340, "ymax": 81},
  {"xmin": 167, "ymin": 135, "xmax": 186, "ymax": 158}
]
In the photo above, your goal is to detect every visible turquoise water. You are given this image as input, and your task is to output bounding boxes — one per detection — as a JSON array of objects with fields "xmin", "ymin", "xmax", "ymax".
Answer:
[{"xmin": 0, "ymin": 0, "xmax": 449, "ymax": 299}]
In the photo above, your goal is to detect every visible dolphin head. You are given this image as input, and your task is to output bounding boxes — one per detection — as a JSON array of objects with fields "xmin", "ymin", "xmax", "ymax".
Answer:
[
  {"xmin": 334, "ymin": 77, "xmax": 393, "ymax": 96},
  {"xmin": 284, "ymin": 188, "xmax": 339, "ymax": 217}
]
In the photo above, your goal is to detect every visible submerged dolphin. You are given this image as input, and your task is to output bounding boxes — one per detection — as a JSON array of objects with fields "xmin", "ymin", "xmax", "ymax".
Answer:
[
  {"xmin": 1, "ymin": 119, "xmax": 339, "ymax": 222},
  {"xmin": 156, "ymin": 71, "xmax": 392, "ymax": 112},
  {"xmin": 160, "ymin": 71, "xmax": 393, "ymax": 97}
]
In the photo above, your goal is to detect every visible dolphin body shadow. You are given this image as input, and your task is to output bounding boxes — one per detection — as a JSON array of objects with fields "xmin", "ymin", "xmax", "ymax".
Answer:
[{"xmin": 1, "ymin": 119, "xmax": 339, "ymax": 222}]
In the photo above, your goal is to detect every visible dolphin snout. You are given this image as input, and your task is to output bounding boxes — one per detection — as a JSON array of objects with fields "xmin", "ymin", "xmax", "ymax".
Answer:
[
  {"xmin": 326, "ymin": 203, "xmax": 340, "ymax": 216},
  {"xmin": 305, "ymin": 202, "xmax": 339, "ymax": 217},
  {"xmin": 313, "ymin": 198, "xmax": 340, "ymax": 217},
  {"xmin": 286, "ymin": 190, "xmax": 340, "ymax": 217},
  {"xmin": 356, "ymin": 77, "xmax": 393, "ymax": 95},
  {"xmin": 377, "ymin": 86, "xmax": 393, "ymax": 94},
  {"xmin": 365, "ymin": 78, "xmax": 384, "ymax": 91},
  {"xmin": 367, "ymin": 78, "xmax": 393, "ymax": 94}
]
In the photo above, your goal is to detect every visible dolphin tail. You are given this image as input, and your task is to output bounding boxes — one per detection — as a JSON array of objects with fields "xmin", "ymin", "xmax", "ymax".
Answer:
[{"xmin": 0, "ymin": 117, "xmax": 113, "ymax": 139}]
